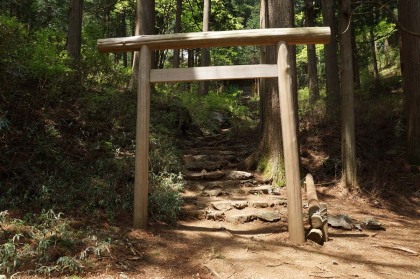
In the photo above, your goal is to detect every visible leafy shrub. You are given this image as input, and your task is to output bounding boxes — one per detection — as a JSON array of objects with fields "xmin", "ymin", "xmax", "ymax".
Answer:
[
  {"xmin": 176, "ymin": 87, "xmax": 256, "ymax": 134},
  {"xmin": 0, "ymin": 15, "xmax": 30, "ymax": 85},
  {"xmin": 82, "ymin": 19, "xmax": 131, "ymax": 90},
  {"xmin": 149, "ymin": 171, "xmax": 184, "ymax": 224},
  {"xmin": 29, "ymin": 28, "xmax": 71, "ymax": 82},
  {"xmin": 0, "ymin": 209, "xmax": 113, "ymax": 276}
]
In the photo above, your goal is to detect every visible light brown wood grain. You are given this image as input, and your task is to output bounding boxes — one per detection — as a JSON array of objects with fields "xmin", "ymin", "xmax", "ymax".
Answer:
[
  {"xmin": 150, "ymin": 64, "xmax": 278, "ymax": 83},
  {"xmin": 97, "ymin": 27, "xmax": 330, "ymax": 52},
  {"xmin": 277, "ymin": 41, "xmax": 305, "ymax": 244},
  {"xmin": 133, "ymin": 45, "xmax": 151, "ymax": 229}
]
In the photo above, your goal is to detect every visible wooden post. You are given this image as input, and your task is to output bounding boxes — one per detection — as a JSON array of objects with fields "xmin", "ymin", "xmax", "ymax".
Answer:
[
  {"xmin": 277, "ymin": 41, "xmax": 305, "ymax": 244},
  {"xmin": 134, "ymin": 45, "xmax": 151, "ymax": 228},
  {"xmin": 305, "ymin": 173, "xmax": 322, "ymax": 228}
]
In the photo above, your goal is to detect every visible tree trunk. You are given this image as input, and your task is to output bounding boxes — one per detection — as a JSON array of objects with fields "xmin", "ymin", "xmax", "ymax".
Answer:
[
  {"xmin": 172, "ymin": 0, "xmax": 182, "ymax": 68},
  {"xmin": 188, "ymin": 48, "xmax": 195, "ymax": 92},
  {"xmin": 399, "ymin": 0, "xmax": 420, "ymax": 165},
  {"xmin": 322, "ymin": 0, "xmax": 340, "ymax": 117},
  {"xmin": 384, "ymin": 38, "xmax": 390, "ymax": 67},
  {"xmin": 259, "ymin": 0, "xmax": 268, "ymax": 133},
  {"xmin": 351, "ymin": 29, "xmax": 360, "ymax": 88},
  {"xmin": 370, "ymin": 26, "xmax": 380, "ymax": 87},
  {"xmin": 200, "ymin": 0, "xmax": 210, "ymax": 95},
  {"xmin": 129, "ymin": 0, "xmax": 155, "ymax": 90},
  {"xmin": 122, "ymin": 10, "xmax": 128, "ymax": 68},
  {"xmin": 339, "ymin": 0, "xmax": 358, "ymax": 190},
  {"xmin": 305, "ymin": 0, "xmax": 319, "ymax": 104},
  {"xmin": 188, "ymin": 49, "xmax": 194, "ymax": 68},
  {"xmin": 243, "ymin": 0, "xmax": 296, "ymax": 184},
  {"xmin": 67, "ymin": 0, "xmax": 83, "ymax": 83}
]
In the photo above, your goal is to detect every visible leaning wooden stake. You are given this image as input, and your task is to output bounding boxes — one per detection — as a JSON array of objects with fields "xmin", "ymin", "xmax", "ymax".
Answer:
[
  {"xmin": 306, "ymin": 174, "xmax": 322, "ymax": 228},
  {"xmin": 277, "ymin": 41, "xmax": 305, "ymax": 244},
  {"xmin": 134, "ymin": 45, "xmax": 151, "ymax": 228},
  {"xmin": 305, "ymin": 174, "xmax": 328, "ymax": 243}
]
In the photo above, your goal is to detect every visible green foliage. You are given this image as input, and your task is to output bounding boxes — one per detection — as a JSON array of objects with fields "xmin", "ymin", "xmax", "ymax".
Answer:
[
  {"xmin": 149, "ymin": 171, "xmax": 184, "ymax": 224},
  {"xmin": 257, "ymin": 155, "xmax": 285, "ymax": 187},
  {"xmin": 0, "ymin": 83, "xmax": 185, "ymax": 224},
  {"xmin": 0, "ymin": 209, "xmax": 114, "ymax": 276},
  {"xmin": 0, "ymin": 15, "xmax": 71, "ymax": 97},
  {"xmin": 30, "ymin": 29, "xmax": 70, "ymax": 80},
  {"xmin": 0, "ymin": 15, "xmax": 30, "ymax": 81},
  {"xmin": 176, "ymin": 87, "xmax": 257, "ymax": 134},
  {"xmin": 56, "ymin": 256, "xmax": 82, "ymax": 273},
  {"xmin": 0, "ymin": 234, "xmax": 20, "ymax": 274},
  {"xmin": 180, "ymin": 0, "xmax": 255, "ymax": 32},
  {"xmin": 150, "ymin": 130, "xmax": 183, "ymax": 174},
  {"xmin": 296, "ymin": 44, "xmax": 325, "ymax": 88},
  {"xmin": 82, "ymin": 16, "xmax": 131, "ymax": 90},
  {"xmin": 30, "ymin": 0, "xmax": 68, "ymax": 31}
]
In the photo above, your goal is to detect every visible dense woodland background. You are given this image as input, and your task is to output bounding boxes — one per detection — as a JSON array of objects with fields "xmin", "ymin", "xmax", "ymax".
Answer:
[{"xmin": 0, "ymin": 0, "xmax": 419, "ymax": 276}]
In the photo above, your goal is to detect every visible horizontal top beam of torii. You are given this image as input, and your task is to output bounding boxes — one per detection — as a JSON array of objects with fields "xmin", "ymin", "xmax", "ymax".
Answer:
[{"xmin": 97, "ymin": 27, "xmax": 330, "ymax": 53}]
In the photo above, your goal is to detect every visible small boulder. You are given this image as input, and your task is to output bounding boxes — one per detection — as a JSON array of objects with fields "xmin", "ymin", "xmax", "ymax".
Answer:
[
  {"xmin": 227, "ymin": 171, "xmax": 254, "ymax": 180},
  {"xmin": 211, "ymin": 201, "xmax": 232, "ymax": 211},
  {"xmin": 257, "ymin": 211, "xmax": 281, "ymax": 222},
  {"xmin": 250, "ymin": 201, "xmax": 270, "ymax": 208},
  {"xmin": 225, "ymin": 213, "xmax": 255, "ymax": 223},
  {"xmin": 231, "ymin": 200, "xmax": 248, "ymax": 209},
  {"xmin": 203, "ymin": 188, "xmax": 223, "ymax": 197},
  {"xmin": 328, "ymin": 214, "xmax": 353, "ymax": 230},
  {"xmin": 248, "ymin": 186, "xmax": 273, "ymax": 195},
  {"xmin": 206, "ymin": 210, "xmax": 225, "ymax": 221}
]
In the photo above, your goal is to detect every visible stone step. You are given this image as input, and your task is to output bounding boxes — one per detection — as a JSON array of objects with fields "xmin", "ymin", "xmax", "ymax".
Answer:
[
  {"xmin": 183, "ymin": 170, "xmax": 226, "ymax": 181},
  {"xmin": 183, "ymin": 145, "xmax": 252, "ymax": 155},
  {"xmin": 183, "ymin": 170, "xmax": 256, "ymax": 181},
  {"xmin": 182, "ymin": 207, "xmax": 284, "ymax": 223},
  {"xmin": 184, "ymin": 160, "xmax": 229, "ymax": 171},
  {"xmin": 181, "ymin": 194, "xmax": 286, "ymax": 223},
  {"xmin": 247, "ymin": 185, "xmax": 284, "ymax": 195},
  {"xmin": 226, "ymin": 170, "xmax": 254, "ymax": 180},
  {"xmin": 179, "ymin": 133, "xmax": 285, "ymax": 225},
  {"xmin": 224, "ymin": 209, "xmax": 282, "ymax": 223},
  {"xmin": 205, "ymin": 197, "xmax": 287, "ymax": 212},
  {"xmin": 183, "ymin": 154, "xmax": 239, "ymax": 164}
]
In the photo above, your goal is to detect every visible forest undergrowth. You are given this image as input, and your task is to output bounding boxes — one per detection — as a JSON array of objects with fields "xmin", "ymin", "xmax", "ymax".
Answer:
[{"xmin": 0, "ymin": 57, "xmax": 258, "ymax": 276}]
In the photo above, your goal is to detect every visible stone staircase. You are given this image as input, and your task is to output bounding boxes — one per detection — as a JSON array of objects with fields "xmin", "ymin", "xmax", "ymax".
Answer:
[{"xmin": 180, "ymin": 133, "xmax": 289, "ymax": 224}]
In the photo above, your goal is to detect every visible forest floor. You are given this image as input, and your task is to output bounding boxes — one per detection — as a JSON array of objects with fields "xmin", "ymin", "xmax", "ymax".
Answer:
[
  {"xmin": 5, "ymin": 92, "xmax": 419, "ymax": 279},
  {"xmin": 79, "ymin": 111, "xmax": 419, "ymax": 279}
]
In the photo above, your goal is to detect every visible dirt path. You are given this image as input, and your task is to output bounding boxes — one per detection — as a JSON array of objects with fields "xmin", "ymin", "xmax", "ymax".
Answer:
[{"xmin": 81, "ymin": 132, "xmax": 419, "ymax": 279}]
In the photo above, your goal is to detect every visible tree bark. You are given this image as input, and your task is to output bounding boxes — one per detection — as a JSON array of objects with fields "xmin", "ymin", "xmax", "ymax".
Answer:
[
  {"xmin": 244, "ymin": 0, "xmax": 296, "ymax": 184},
  {"xmin": 399, "ymin": 0, "xmax": 420, "ymax": 165},
  {"xmin": 67, "ymin": 0, "xmax": 83, "ymax": 82},
  {"xmin": 339, "ymin": 0, "xmax": 358, "ymax": 190},
  {"xmin": 188, "ymin": 49, "xmax": 195, "ymax": 68},
  {"xmin": 129, "ymin": 0, "xmax": 155, "ymax": 90},
  {"xmin": 200, "ymin": 0, "xmax": 210, "ymax": 95},
  {"xmin": 305, "ymin": 0, "xmax": 320, "ymax": 104},
  {"xmin": 321, "ymin": 0, "xmax": 340, "ymax": 118},
  {"xmin": 259, "ymin": 0, "xmax": 268, "ymax": 133},
  {"xmin": 369, "ymin": 26, "xmax": 380, "ymax": 87},
  {"xmin": 383, "ymin": 38, "xmax": 390, "ymax": 67},
  {"xmin": 122, "ymin": 10, "xmax": 128, "ymax": 68},
  {"xmin": 172, "ymin": 0, "xmax": 182, "ymax": 68},
  {"xmin": 351, "ymin": 29, "xmax": 360, "ymax": 88}
]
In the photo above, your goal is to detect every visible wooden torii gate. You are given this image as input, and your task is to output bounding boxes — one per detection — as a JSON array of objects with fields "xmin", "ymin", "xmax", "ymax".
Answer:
[{"xmin": 97, "ymin": 27, "xmax": 330, "ymax": 244}]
